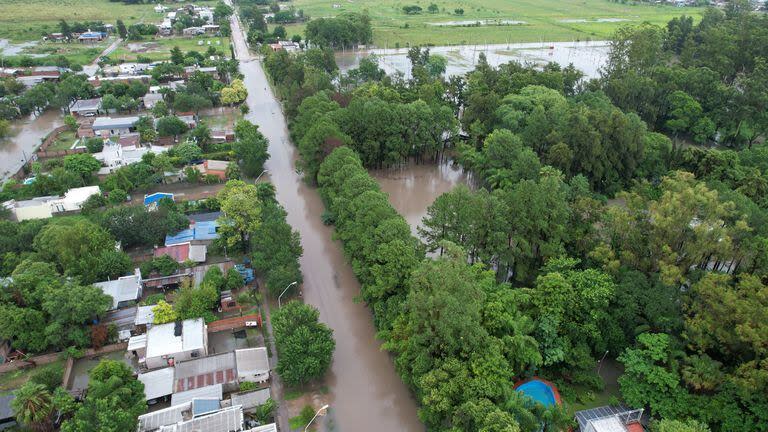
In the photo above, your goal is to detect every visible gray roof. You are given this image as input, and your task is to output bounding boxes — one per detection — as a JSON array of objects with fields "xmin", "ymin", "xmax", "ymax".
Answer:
[
  {"xmin": 171, "ymin": 383, "xmax": 223, "ymax": 407},
  {"xmin": 70, "ymin": 97, "xmax": 101, "ymax": 111},
  {"xmin": 139, "ymin": 367, "xmax": 175, "ymax": 400},
  {"xmin": 158, "ymin": 405, "xmax": 244, "ymax": 432},
  {"xmin": 230, "ymin": 388, "xmax": 271, "ymax": 411},
  {"xmin": 188, "ymin": 211, "xmax": 221, "ymax": 222},
  {"xmin": 235, "ymin": 348, "xmax": 269, "ymax": 378},
  {"xmin": 174, "ymin": 351, "xmax": 236, "ymax": 382},
  {"xmin": 93, "ymin": 274, "xmax": 141, "ymax": 309},
  {"xmin": 92, "ymin": 116, "xmax": 140, "ymax": 130},
  {"xmin": 137, "ymin": 402, "xmax": 190, "ymax": 432},
  {"xmin": 0, "ymin": 394, "xmax": 14, "ymax": 421}
]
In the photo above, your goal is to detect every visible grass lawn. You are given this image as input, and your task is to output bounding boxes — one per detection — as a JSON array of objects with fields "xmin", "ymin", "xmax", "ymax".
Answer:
[
  {"xmin": 0, "ymin": 360, "xmax": 65, "ymax": 392},
  {"xmin": 199, "ymin": 107, "xmax": 242, "ymax": 130},
  {"xmin": 47, "ymin": 130, "xmax": 78, "ymax": 152},
  {"xmin": 110, "ymin": 36, "xmax": 231, "ymax": 62},
  {"xmin": 284, "ymin": 0, "xmax": 705, "ymax": 46},
  {"xmin": 0, "ymin": 0, "xmax": 219, "ymax": 42}
]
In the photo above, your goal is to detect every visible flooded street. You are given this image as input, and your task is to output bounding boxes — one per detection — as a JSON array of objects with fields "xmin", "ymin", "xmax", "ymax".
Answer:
[
  {"xmin": 229, "ymin": 11, "xmax": 423, "ymax": 432},
  {"xmin": 372, "ymin": 161, "xmax": 467, "ymax": 238},
  {"xmin": 336, "ymin": 40, "xmax": 609, "ymax": 79},
  {"xmin": 0, "ymin": 110, "xmax": 63, "ymax": 180}
]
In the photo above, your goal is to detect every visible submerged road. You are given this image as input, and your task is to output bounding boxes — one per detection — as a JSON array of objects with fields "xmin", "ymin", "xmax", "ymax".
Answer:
[{"xmin": 228, "ymin": 10, "xmax": 423, "ymax": 432}]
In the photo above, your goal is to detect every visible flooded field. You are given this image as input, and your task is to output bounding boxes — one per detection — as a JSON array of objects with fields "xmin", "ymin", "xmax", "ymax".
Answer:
[
  {"xmin": 336, "ymin": 40, "xmax": 610, "ymax": 80},
  {"xmin": 372, "ymin": 161, "xmax": 467, "ymax": 239},
  {"xmin": 0, "ymin": 110, "xmax": 63, "ymax": 181}
]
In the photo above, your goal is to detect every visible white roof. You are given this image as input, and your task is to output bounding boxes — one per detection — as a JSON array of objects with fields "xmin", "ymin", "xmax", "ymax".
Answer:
[
  {"xmin": 188, "ymin": 244, "xmax": 207, "ymax": 263},
  {"xmin": 588, "ymin": 416, "xmax": 629, "ymax": 432},
  {"xmin": 138, "ymin": 402, "xmax": 191, "ymax": 432},
  {"xmin": 61, "ymin": 185, "xmax": 101, "ymax": 206},
  {"xmin": 171, "ymin": 383, "xmax": 223, "ymax": 407},
  {"xmin": 246, "ymin": 424, "xmax": 277, "ymax": 432},
  {"xmin": 145, "ymin": 318, "xmax": 206, "ymax": 360},
  {"xmin": 159, "ymin": 405, "xmax": 244, "ymax": 432},
  {"xmin": 135, "ymin": 305, "xmax": 156, "ymax": 326},
  {"xmin": 139, "ymin": 367, "xmax": 175, "ymax": 400},
  {"xmin": 128, "ymin": 333, "xmax": 147, "ymax": 351},
  {"xmin": 93, "ymin": 271, "xmax": 141, "ymax": 310},
  {"xmin": 235, "ymin": 348, "xmax": 269, "ymax": 378}
]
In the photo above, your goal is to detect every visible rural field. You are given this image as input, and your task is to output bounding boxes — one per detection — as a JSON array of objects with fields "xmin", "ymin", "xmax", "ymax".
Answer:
[
  {"xmin": 284, "ymin": 0, "xmax": 705, "ymax": 46},
  {"xmin": 0, "ymin": 0, "xmax": 218, "ymax": 42},
  {"xmin": 110, "ymin": 36, "xmax": 231, "ymax": 62}
]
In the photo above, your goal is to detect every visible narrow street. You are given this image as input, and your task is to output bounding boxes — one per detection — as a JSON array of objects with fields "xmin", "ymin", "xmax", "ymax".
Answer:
[{"xmin": 227, "ymin": 8, "xmax": 423, "ymax": 432}]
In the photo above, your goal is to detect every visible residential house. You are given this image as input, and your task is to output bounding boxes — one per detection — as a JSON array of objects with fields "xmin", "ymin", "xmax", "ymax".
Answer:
[
  {"xmin": 182, "ymin": 27, "xmax": 205, "ymax": 37},
  {"xmin": 69, "ymin": 97, "xmax": 102, "ymax": 117},
  {"xmin": 93, "ymin": 268, "xmax": 143, "ymax": 310},
  {"xmin": 170, "ymin": 383, "xmax": 222, "ymax": 407},
  {"xmin": 139, "ymin": 367, "xmax": 175, "ymax": 402},
  {"xmin": 154, "ymin": 242, "xmax": 207, "ymax": 263},
  {"xmin": 157, "ymin": 405, "xmax": 244, "ymax": 432},
  {"xmin": 144, "ymin": 192, "xmax": 175, "ymax": 209},
  {"xmin": 195, "ymin": 159, "xmax": 228, "ymax": 180},
  {"xmin": 575, "ymin": 406, "xmax": 645, "ymax": 432},
  {"xmin": 154, "ymin": 4, "xmax": 168, "ymax": 13},
  {"xmin": 202, "ymin": 24, "xmax": 220, "ymax": 34},
  {"xmin": 134, "ymin": 304, "xmax": 156, "ymax": 330},
  {"xmin": 235, "ymin": 348, "xmax": 270, "ymax": 383},
  {"xmin": 210, "ymin": 130, "xmax": 235, "ymax": 143},
  {"xmin": 143, "ymin": 92, "xmax": 164, "ymax": 110},
  {"xmin": 45, "ymin": 32, "xmax": 68, "ymax": 42},
  {"xmin": 94, "ymin": 141, "xmax": 169, "ymax": 174},
  {"xmin": 173, "ymin": 351, "xmax": 237, "ymax": 393},
  {"xmin": 2, "ymin": 185, "xmax": 101, "ymax": 221},
  {"xmin": 165, "ymin": 220, "xmax": 220, "ymax": 246},
  {"xmin": 197, "ymin": 8, "xmax": 214, "ymax": 23},
  {"xmin": 78, "ymin": 31, "xmax": 106, "ymax": 43},
  {"xmin": 119, "ymin": 133, "xmax": 141, "ymax": 148},
  {"xmin": 92, "ymin": 116, "xmax": 140, "ymax": 136},
  {"xmin": 130, "ymin": 318, "xmax": 208, "ymax": 369},
  {"xmin": 119, "ymin": 62, "xmax": 151, "ymax": 76}
]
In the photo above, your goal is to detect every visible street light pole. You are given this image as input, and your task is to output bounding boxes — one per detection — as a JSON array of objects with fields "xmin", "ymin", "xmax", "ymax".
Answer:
[
  {"xmin": 303, "ymin": 404, "xmax": 329, "ymax": 432},
  {"xmin": 255, "ymin": 169, "xmax": 268, "ymax": 182},
  {"xmin": 277, "ymin": 281, "xmax": 297, "ymax": 308}
]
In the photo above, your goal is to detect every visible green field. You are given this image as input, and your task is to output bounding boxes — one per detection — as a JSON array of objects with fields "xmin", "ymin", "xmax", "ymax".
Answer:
[
  {"xmin": 284, "ymin": 0, "xmax": 704, "ymax": 46},
  {"xmin": 0, "ymin": 0, "xmax": 218, "ymax": 42},
  {"xmin": 110, "ymin": 36, "xmax": 231, "ymax": 62}
]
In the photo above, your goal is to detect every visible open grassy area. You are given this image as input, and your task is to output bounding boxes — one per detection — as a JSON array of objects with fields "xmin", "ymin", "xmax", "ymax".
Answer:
[
  {"xmin": 0, "ymin": 360, "xmax": 65, "ymax": 392},
  {"xmin": 47, "ymin": 130, "xmax": 77, "ymax": 152},
  {"xmin": 284, "ymin": 0, "xmax": 705, "ymax": 46},
  {"xmin": 110, "ymin": 36, "xmax": 231, "ymax": 62},
  {"xmin": 0, "ymin": 0, "xmax": 219, "ymax": 42}
]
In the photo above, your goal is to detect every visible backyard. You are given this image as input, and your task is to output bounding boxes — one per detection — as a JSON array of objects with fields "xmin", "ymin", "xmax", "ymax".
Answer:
[{"xmin": 283, "ymin": 0, "xmax": 705, "ymax": 46}]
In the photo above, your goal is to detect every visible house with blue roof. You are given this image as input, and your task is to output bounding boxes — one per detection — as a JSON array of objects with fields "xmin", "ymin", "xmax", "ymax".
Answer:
[
  {"xmin": 165, "ymin": 220, "xmax": 220, "ymax": 246},
  {"xmin": 144, "ymin": 192, "xmax": 174, "ymax": 211}
]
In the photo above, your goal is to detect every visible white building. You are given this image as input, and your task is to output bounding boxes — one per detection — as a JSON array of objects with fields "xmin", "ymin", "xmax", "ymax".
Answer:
[
  {"xmin": 130, "ymin": 318, "xmax": 208, "ymax": 370},
  {"xmin": 235, "ymin": 347, "xmax": 270, "ymax": 383},
  {"xmin": 93, "ymin": 268, "xmax": 142, "ymax": 310},
  {"xmin": 2, "ymin": 185, "xmax": 102, "ymax": 221},
  {"xmin": 138, "ymin": 367, "xmax": 175, "ymax": 402},
  {"xmin": 94, "ymin": 141, "xmax": 169, "ymax": 174}
]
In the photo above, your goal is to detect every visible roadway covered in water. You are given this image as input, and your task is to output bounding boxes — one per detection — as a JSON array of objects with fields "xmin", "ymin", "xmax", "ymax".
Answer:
[{"xmin": 228, "ymin": 10, "xmax": 428, "ymax": 432}]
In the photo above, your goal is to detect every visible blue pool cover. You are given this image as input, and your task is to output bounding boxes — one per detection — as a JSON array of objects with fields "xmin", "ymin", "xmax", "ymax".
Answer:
[{"xmin": 516, "ymin": 379, "xmax": 557, "ymax": 407}]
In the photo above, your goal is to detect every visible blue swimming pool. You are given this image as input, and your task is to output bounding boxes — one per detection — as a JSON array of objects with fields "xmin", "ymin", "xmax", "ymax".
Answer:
[{"xmin": 515, "ymin": 379, "xmax": 558, "ymax": 407}]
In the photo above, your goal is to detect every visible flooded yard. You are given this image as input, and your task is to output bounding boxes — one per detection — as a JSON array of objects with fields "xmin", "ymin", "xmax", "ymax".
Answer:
[
  {"xmin": 336, "ymin": 40, "xmax": 610, "ymax": 80},
  {"xmin": 67, "ymin": 351, "xmax": 134, "ymax": 393}
]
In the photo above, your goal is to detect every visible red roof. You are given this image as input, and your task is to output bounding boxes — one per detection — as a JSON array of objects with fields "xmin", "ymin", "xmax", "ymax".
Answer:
[{"xmin": 154, "ymin": 243, "xmax": 190, "ymax": 262}]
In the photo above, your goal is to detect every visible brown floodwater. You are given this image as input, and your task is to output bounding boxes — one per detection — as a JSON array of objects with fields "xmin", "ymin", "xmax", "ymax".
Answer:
[
  {"xmin": 0, "ymin": 110, "xmax": 63, "ymax": 181},
  {"xmin": 229, "ymin": 12, "xmax": 424, "ymax": 432},
  {"xmin": 372, "ymin": 161, "xmax": 468, "ymax": 238}
]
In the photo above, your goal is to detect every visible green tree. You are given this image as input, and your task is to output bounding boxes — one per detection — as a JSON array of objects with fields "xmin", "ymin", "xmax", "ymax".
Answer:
[
  {"xmin": 170, "ymin": 46, "xmax": 185, "ymax": 65},
  {"xmin": 63, "ymin": 153, "xmax": 101, "ymax": 184},
  {"xmin": 272, "ymin": 301, "xmax": 335, "ymax": 386},
  {"xmin": 172, "ymin": 141, "xmax": 202, "ymax": 164},
  {"xmin": 217, "ymin": 180, "xmax": 261, "ymax": 251},
  {"xmin": 156, "ymin": 116, "xmax": 188, "ymax": 137},
  {"xmin": 61, "ymin": 360, "xmax": 146, "ymax": 432},
  {"xmin": 116, "ymin": 19, "xmax": 127, "ymax": 39},
  {"xmin": 653, "ymin": 418, "xmax": 711, "ymax": 432},
  {"xmin": 234, "ymin": 120, "xmax": 269, "ymax": 177},
  {"xmin": 12, "ymin": 382, "xmax": 54, "ymax": 431},
  {"xmin": 152, "ymin": 300, "xmax": 177, "ymax": 324}
]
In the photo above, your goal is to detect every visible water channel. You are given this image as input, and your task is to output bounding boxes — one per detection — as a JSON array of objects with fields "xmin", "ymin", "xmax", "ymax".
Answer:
[{"xmin": 230, "ymin": 13, "xmax": 426, "ymax": 432}]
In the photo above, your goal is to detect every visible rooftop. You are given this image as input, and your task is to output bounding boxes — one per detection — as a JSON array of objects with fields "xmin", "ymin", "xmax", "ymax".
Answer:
[
  {"xmin": 70, "ymin": 97, "xmax": 102, "ymax": 111},
  {"xmin": 174, "ymin": 351, "xmax": 236, "ymax": 392},
  {"xmin": 139, "ymin": 367, "xmax": 175, "ymax": 401},
  {"xmin": 92, "ymin": 116, "xmax": 140, "ymax": 130},
  {"xmin": 144, "ymin": 192, "xmax": 175, "ymax": 207},
  {"xmin": 93, "ymin": 269, "xmax": 141, "ymax": 310},
  {"xmin": 135, "ymin": 305, "xmax": 156, "ymax": 326},
  {"xmin": 171, "ymin": 383, "xmax": 223, "ymax": 407},
  {"xmin": 137, "ymin": 402, "xmax": 190, "ymax": 432},
  {"xmin": 158, "ymin": 405, "xmax": 244, "ymax": 432},
  {"xmin": 235, "ymin": 347, "xmax": 269, "ymax": 379},
  {"xmin": 165, "ymin": 220, "xmax": 219, "ymax": 246},
  {"xmin": 576, "ymin": 406, "xmax": 644, "ymax": 432},
  {"xmin": 145, "ymin": 318, "xmax": 206, "ymax": 360}
]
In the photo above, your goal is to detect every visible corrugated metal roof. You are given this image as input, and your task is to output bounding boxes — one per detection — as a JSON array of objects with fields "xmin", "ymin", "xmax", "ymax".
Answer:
[
  {"xmin": 174, "ymin": 352, "xmax": 236, "ymax": 392},
  {"xmin": 171, "ymin": 383, "xmax": 223, "ymax": 407},
  {"xmin": 137, "ymin": 402, "xmax": 191, "ymax": 432},
  {"xmin": 235, "ymin": 348, "xmax": 269, "ymax": 378},
  {"xmin": 192, "ymin": 398, "xmax": 221, "ymax": 417},
  {"xmin": 159, "ymin": 405, "xmax": 243, "ymax": 432},
  {"xmin": 230, "ymin": 388, "xmax": 271, "ymax": 411}
]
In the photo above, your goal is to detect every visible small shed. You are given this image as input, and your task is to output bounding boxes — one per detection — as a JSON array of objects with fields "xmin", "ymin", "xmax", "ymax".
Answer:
[{"xmin": 235, "ymin": 347, "xmax": 270, "ymax": 383}]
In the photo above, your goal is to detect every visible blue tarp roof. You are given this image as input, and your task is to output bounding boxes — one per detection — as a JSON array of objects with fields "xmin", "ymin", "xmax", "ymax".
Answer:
[
  {"xmin": 144, "ymin": 192, "xmax": 174, "ymax": 206},
  {"xmin": 192, "ymin": 398, "xmax": 221, "ymax": 417},
  {"xmin": 165, "ymin": 220, "xmax": 219, "ymax": 245}
]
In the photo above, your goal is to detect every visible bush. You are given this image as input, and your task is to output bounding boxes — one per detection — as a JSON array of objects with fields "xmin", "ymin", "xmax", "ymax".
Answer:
[
  {"xmin": 30, "ymin": 363, "xmax": 65, "ymax": 391},
  {"xmin": 142, "ymin": 293, "xmax": 166, "ymax": 306},
  {"xmin": 239, "ymin": 381, "xmax": 259, "ymax": 392},
  {"xmin": 85, "ymin": 137, "xmax": 104, "ymax": 153}
]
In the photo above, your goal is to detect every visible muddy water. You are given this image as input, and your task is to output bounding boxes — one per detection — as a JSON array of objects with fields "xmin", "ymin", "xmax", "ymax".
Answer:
[
  {"xmin": 336, "ymin": 40, "xmax": 609, "ymax": 80},
  {"xmin": 229, "ymin": 13, "xmax": 423, "ymax": 432},
  {"xmin": 0, "ymin": 110, "xmax": 63, "ymax": 180},
  {"xmin": 372, "ymin": 161, "xmax": 467, "ymax": 238}
]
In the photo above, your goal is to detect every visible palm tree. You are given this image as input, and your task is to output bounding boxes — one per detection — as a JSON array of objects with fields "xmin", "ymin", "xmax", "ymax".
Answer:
[{"xmin": 11, "ymin": 382, "xmax": 54, "ymax": 432}]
